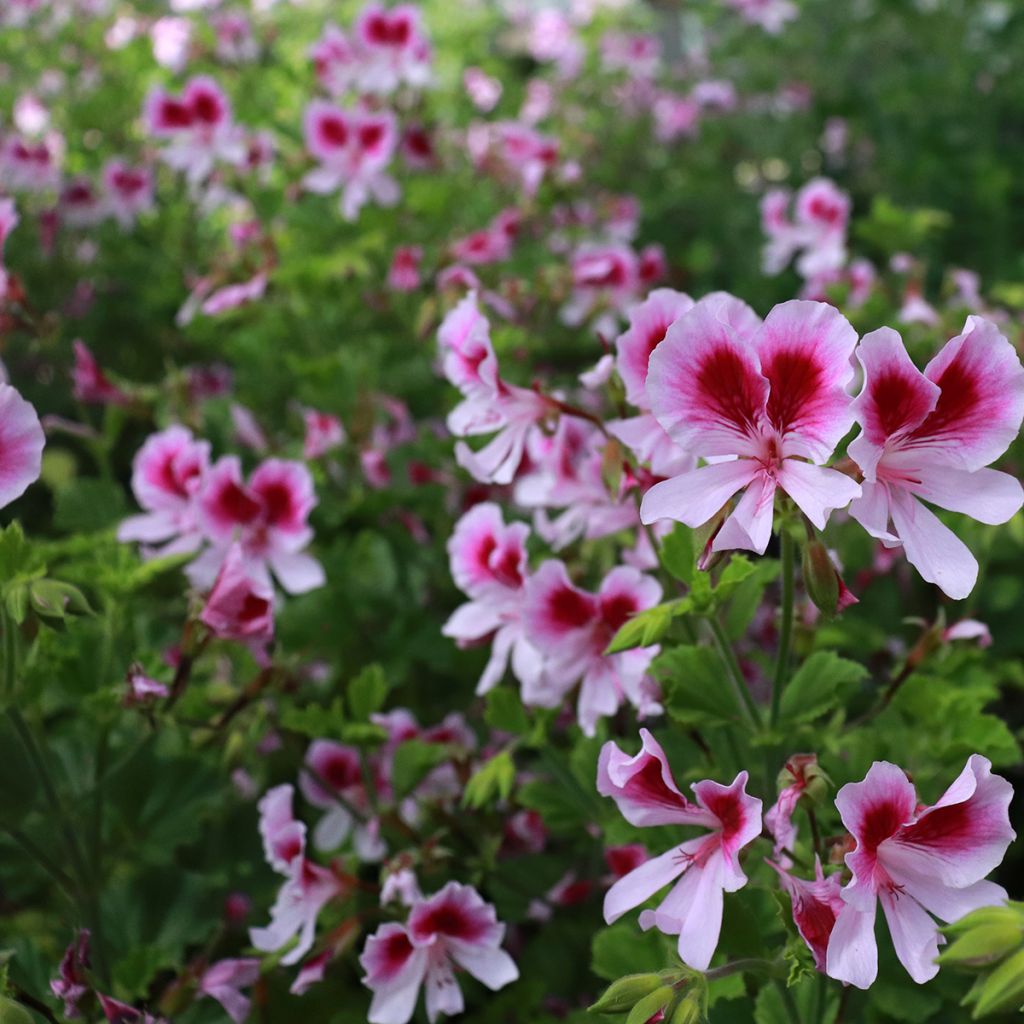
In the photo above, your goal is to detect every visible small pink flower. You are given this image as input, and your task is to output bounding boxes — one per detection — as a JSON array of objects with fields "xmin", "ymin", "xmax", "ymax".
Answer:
[
  {"xmin": 198, "ymin": 959, "xmax": 260, "ymax": 1024},
  {"xmin": 199, "ymin": 542, "xmax": 275, "ymax": 658},
  {"xmin": 303, "ymin": 410, "xmax": 346, "ymax": 459},
  {"xmin": 73, "ymin": 340, "xmax": 129, "ymax": 406},
  {"xmin": 123, "ymin": 665, "xmax": 169, "ymax": 707},
  {"xmin": 598, "ymin": 730, "xmax": 762, "ymax": 970},
  {"xmin": 102, "ymin": 160, "xmax": 154, "ymax": 229},
  {"xmin": 353, "ymin": 3, "xmax": 432, "ymax": 95},
  {"xmin": 464, "ymin": 67, "xmax": 502, "ymax": 112},
  {"xmin": 310, "ymin": 23, "xmax": 357, "ymax": 96},
  {"xmin": 50, "ymin": 929, "xmax": 91, "ymax": 1018},
  {"xmin": 360, "ymin": 883, "xmax": 518, "ymax": 1024},
  {"xmin": 0, "ymin": 381, "xmax": 44, "ymax": 509},
  {"xmin": 387, "ymin": 246, "xmax": 422, "ymax": 292},
  {"xmin": 826, "ymin": 757, "xmax": 1015, "ymax": 989},
  {"xmin": 771, "ymin": 859, "xmax": 845, "ymax": 971}
]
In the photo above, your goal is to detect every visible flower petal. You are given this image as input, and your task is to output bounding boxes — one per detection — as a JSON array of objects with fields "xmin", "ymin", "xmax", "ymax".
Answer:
[
  {"xmin": 826, "ymin": 902, "xmax": 878, "ymax": 990},
  {"xmin": 640, "ymin": 459, "xmax": 757, "ymax": 527},
  {"xmin": 777, "ymin": 460, "xmax": 861, "ymax": 530}
]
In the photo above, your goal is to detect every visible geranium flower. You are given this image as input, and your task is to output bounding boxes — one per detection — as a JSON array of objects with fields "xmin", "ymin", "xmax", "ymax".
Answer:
[
  {"xmin": 640, "ymin": 299, "xmax": 862, "ymax": 554},
  {"xmin": 598, "ymin": 730, "xmax": 762, "ymax": 969},
  {"xmin": 826, "ymin": 757, "xmax": 1015, "ymax": 989},
  {"xmin": 360, "ymin": 883, "xmax": 518, "ymax": 1024},
  {"xmin": 847, "ymin": 319, "xmax": 1024, "ymax": 599},
  {"xmin": 0, "ymin": 382, "xmax": 44, "ymax": 509}
]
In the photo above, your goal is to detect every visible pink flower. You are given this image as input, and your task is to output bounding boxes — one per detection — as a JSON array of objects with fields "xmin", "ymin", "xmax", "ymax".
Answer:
[
  {"xmin": 944, "ymin": 618, "xmax": 992, "ymax": 648},
  {"xmin": 353, "ymin": 3, "xmax": 432, "ymax": 94},
  {"xmin": 310, "ymin": 23, "xmax": 357, "ymax": 96},
  {"xmin": 761, "ymin": 179, "xmax": 849, "ymax": 279},
  {"xmin": 561, "ymin": 243, "xmax": 641, "ymax": 336},
  {"xmin": 725, "ymin": 0, "xmax": 798, "ymax": 33},
  {"xmin": 50, "ymin": 929, "xmax": 91, "ymax": 1018},
  {"xmin": 640, "ymin": 299, "xmax": 862, "ymax": 555},
  {"xmin": 192, "ymin": 456, "xmax": 324, "ymax": 594},
  {"xmin": 0, "ymin": 134, "xmax": 61, "ymax": 194},
  {"xmin": 387, "ymin": 246, "xmax": 422, "ymax": 292},
  {"xmin": 73, "ymin": 340, "xmax": 129, "ymax": 406},
  {"xmin": 303, "ymin": 410, "xmax": 346, "ymax": 459},
  {"xmin": 199, "ymin": 543, "xmax": 275, "ymax": 658},
  {"xmin": 764, "ymin": 753, "xmax": 819, "ymax": 865},
  {"xmin": 200, "ymin": 273, "xmax": 268, "ymax": 317},
  {"xmin": 598, "ymin": 730, "xmax": 763, "ymax": 969},
  {"xmin": 360, "ymin": 883, "xmax": 518, "ymax": 1024},
  {"xmin": 486, "ymin": 122, "xmax": 559, "ymax": 196},
  {"xmin": 144, "ymin": 77, "xmax": 245, "ymax": 185},
  {"xmin": 299, "ymin": 739, "xmax": 380, "ymax": 857},
  {"xmin": 123, "ymin": 666, "xmax": 169, "ymax": 707},
  {"xmin": 61, "ymin": 177, "xmax": 105, "ymax": 228},
  {"xmin": 826, "ymin": 757, "xmax": 1015, "ymax": 989},
  {"xmin": 98, "ymin": 995, "xmax": 166, "ymax": 1024},
  {"xmin": 439, "ymin": 293, "xmax": 551, "ymax": 485},
  {"xmin": 198, "ymin": 959, "xmax": 260, "ymax": 1024},
  {"xmin": 464, "ymin": 67, "xmax": 502, "ymax": 112},
  {"xmin": 250, "ymin": 785, "xmax": 343, "ymax": 966},
  {"xmin": 118, "ymin": 425, "xmax": 209, "ymax": 557},
  {"xmin": 523, "ymin": 561, "xmax": 662, "ymax": 736},
  {"xmin": 302, "ymin": 101, "xmax": 400, "ymax": 221},
  {"xmin": 847, "ymin": 318, "xmax": 1024, "ymax": 599},
  {"xmin": 0, "ymin": 382, "xmax": 44, "ymax": 509},
  {"xmin": 212, "ymin": 12, "xmax": 258, "ymax": 63},
  {"xmin": 442, "ymin": 503, "xmax": 541, "ymax": 695},
  {"xmin": 102, "ymin": 160, "xmax": 154, "ymax": 229},
  {"xmin": 771, "ymin": 859, "xmax": 845, "ymax": 971}
]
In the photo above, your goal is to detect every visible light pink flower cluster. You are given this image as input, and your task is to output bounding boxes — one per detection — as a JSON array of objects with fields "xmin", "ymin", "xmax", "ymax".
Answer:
[
  {"xmin": 599, "ymin": 732, "xmax": 1015, "ymax": 986},
  {"xmin": 360, "ymin": 882, "xmax": 518, "ymax": 1024},
  {"xmin": 761, "ymin": 178, "xmax": 850, "ymax": 281}
]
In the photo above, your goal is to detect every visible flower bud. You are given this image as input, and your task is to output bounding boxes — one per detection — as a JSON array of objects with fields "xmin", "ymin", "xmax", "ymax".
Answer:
[
  {"xmin": 589, "ymin": 973, "xmax": 663, "ymax": 1014},
  {"xmin": 971, "ymin": 947, "xmax": 1024, "ymax": 1017},
  {"xmin": 624, "ymin": 984, "xmax": 675, "ymax": 1024},
  {"xmin": 937, "ymin": 922, "xmax": 1022, "ymax": 969},
  {"xmin": 668, "ymin": 992, "xmax": 708, "ymax": 1024},
  {"xmin": 944, "ymin": 903, "xmax": 1024, "ymax": 937}
]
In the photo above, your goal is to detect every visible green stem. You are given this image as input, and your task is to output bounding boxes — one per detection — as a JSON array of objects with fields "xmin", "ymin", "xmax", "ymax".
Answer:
[
  {"xmin": 706, "ymin": 616, "xmax": 760, "ymax": 729},
  {"xmin": 770, "ymin": 528, "xmax": 796, "ymax": 728}
]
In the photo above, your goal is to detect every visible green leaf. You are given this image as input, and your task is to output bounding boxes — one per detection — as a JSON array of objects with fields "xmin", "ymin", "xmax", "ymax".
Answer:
[
  {"xmin": 347, "ymin": 663, "xmax": 390, "ymax": 720},
  {"xmin": 779, "ymin": 651, "xmax": 868, "ymax": 724},
  {"xmin": 713, "ymin": 555, "xmax": 758, "ymax": 603},
  {"xmin": 518, "ymin": 778, "xmax": 589, "ymax": 832},
  {"xmin": 52, "ymin": 479, "xmax": 127, "ymax": 533},
  {"xmin": 484, "ymin": 688, "xmax": 530, "ymax": 736},
  {"xmin": 281, "ymin": 697, "xmax": 346, "ymax": 738},
  {"xmin": 605, "ymin": 602, "xmax": 680, "ymax": 654},
  {"xmin": 591, "ymin": 921, "xmax": 668, "ymax": 982},
  {"xmin": 660, "ymin": 524, "xmax": 694, "ymax": 585},
  {"xmin": 463, "ymin": 750, "xmax": 515, "ymax": 809},
  {"xmin": 391, "ymin": 740, "xmax": 452, "ymax": 798},
  {"xmin": 0, "ymin": 524, "xmax": 33, "ymax": 578},
  {"xmin": 868, "ymin": 978, "xmax": 943, "ymax": 1022},
  {"xmin": 655, "ymin": 645, "xmax": 743, "ymax": 727}
]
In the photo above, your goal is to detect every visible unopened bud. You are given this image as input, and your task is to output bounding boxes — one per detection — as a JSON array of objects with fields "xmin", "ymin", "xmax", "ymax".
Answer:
[
  {"xmin": 944, "ymin": 903, "xmax": 1024, "ymax": 937},
  {"xmin": 668, "ymin": 994, "xmax": 707, "ymax": 1024},
  {"xmin": 802, "ymin": 540, "xmax": 839, "ymax": 616},
  {"xmin": 971, "ymin": 947, "xmax": 1024, "ymax": 1017},
  {"xmin": 625, "ymin": 984, "xmax": 675, "ymax": 1024},
  {"xmin": 937, "ymin": 922, "xmax": 1022, "ymax": 969},
  {"xmin": 589, "ymin": 973, "xmax": 663, "ymax": 1014}
]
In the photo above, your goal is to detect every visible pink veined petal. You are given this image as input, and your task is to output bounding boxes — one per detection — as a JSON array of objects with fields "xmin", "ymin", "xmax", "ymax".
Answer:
[
  {"xmin": 849, "ymin": 327, "xmax": 939, "ymax": 480},
  {"xmin": 755, "ymin": 300, "xmax": 858, "ymax": 461},
  {"xmin": 475, "ymin": 623, "xmax": 515, "ymax": 695},
  {"xmin": 909, "ymin": 465, "xmax": 1023, "ymax": 526},
  {"xmin": 615, "ymin": 288, "xmax": 695, "ymax": 408},
  {"xmin": 879, "ymin": 888, "xmax": 941, "ymax": 985},
  {"xmin": 906, "ymin": 315, "xmax": 1024, "ymax": 471},
  {"xmin": 639, "ymin": 459, "xmax": 757, "ymax": 527},
  {"xmin": 826, "ymin": 902, "xmax": 878, "ymax": 990},
  {"xmin": 365, "ymin": 946, "xmax": 428, "ymax": 1024},
  {"xmin": 577, "ymin": 662, "xmax": 621, "ymax": 737},
  {"xmin": 269, "ymin": 550, "xmax": 325, "ymax": 594},
  {"xmin": 447, "ymin": 939, "xmax": 519, "ymax": 990},
  {"xmin": 424, "ymin": 959, "xmax": 463, "ymax": 1023},
  {"xmin": 442, "ymin": 600, "xmax": 504, "ymax": 643},
  {"xmin": 776, "ymin": 460, "xmax": 861, "ymax": 530},
  {"xmin": 881, "ymin": 754, "xmax": 1015, "ymax": 888},
  {"xmin": 603, "ymin": 844, "xmax": 688, "ymax": 924},
  {"xmin": 0, "ymin": 384, "xmax": 44, "ymax": 508},
  {"xmin": 891, "ymin": 869, "xmax": 1008, "ymax": 924},
  {"xmin": 646, "ymin": 301, "xmax": 768, "ymax": 458},
  {"xmin": 712, "ymin": 470, "xmax": 775, "ymax": 555},
  {"xmin": 888, "ymin": 488, "xmax": 978, "ymax": 600},
  {"xmin": 510, "ymin": 633, "xmax": 545, "ymax": 689},
  {"xmin": 693, "ymin": 291, "xmax": 762, "ymax": 343},
  {"xmin": 659, "ymin": 848, "xmax": 726, "ymax": 971},
  {"xmin": 847, "ymin": 479, "xmax": 899, "ymax": 545}
]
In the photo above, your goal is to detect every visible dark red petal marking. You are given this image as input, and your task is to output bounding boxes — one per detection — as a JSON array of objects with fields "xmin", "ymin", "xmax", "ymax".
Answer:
[
  {"xmin": 762, "ymin": 348, "xmax": 823, "ymax": 435},
  {"xmin": 696, "ymin": 345, "xmax": 763, "ymax": 435}
]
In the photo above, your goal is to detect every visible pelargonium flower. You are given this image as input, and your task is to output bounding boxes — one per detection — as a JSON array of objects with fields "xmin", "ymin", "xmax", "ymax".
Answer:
[
  {"xmin": 0, "ymin": 382, "xmax": 44, "ymax": 509},
  {"xmin": 560, "ymin": 243, "xmax": 642, "ymax": 339},
  {"xmin": 523, "ymin": 561, "xmax": 662, "ymax": 736},
  {"xmin": 387, "ymin": 246, "xmax": 422, "ymax": 292},
  {"xmin": 847, "ymin": 318, "xmax": 1024, "ymax": 599},
  {"xmin": 764, "ymin": 752, "xmax": 822, "ymax": 864},
  {"xmin": 442, "ymin": 502, "xmax": 542, "ymax": 695},
  {"xmin": 144, "ymin": 76, "xmax": 246, "ymax": 186},
  {"xmin": 197, "ymin": 959, "xmax": 260, "ymax": 1024},
  {"xmin": 485, "ymin": 121, "xmax": 559, "ymax": 196},
  {"xmin": 118, "ymin": 425, "xmax": 210, "ymax": 558},
  {"xmin": 770, "ymin": 859, "xmax": 845, "ymax": 971},
  {"xmin": 761, "ymin": 179, "xmax": 849, "ymax": 280},
  {"xmin": 250, "ymin": 785, "xmax": 344, "ymax": 966},
  {"xmin": 303, "ymin": 409, "xmax": 346, "ymax": 460},
  {"xmin": 640, "ymin": 299, "xmax": 862, "ymax": 555},
  {"xmin": 199, "ymin": 542, "xmax": 275, "ymax": 661},
  {"xmin": 438, "ymin": 293, "xmax": 551, "ymax": 485},
  {"xmin": 598, "ymin": 730, "xmax": 762, "ymax": 969},
  {"xmin": 353, "ymin": 3, "xmax": 432, "ymax": 95},
  {"xmin": 360, "ymin": 882, "xmax": 518, "ymax": 1024},
  {"xmin": 303, "ymin": 101, "xmax": 400, "ymax": 221},
  {"xmin": 299, "ymin": 739, "xmax": 382, "ymax": 860},
  {"xmin": 72, "ymin": 340, "xmax": 129, "ymax": 406},
  {"xmin": 310, "ymin": 23, "xmax": 357, "ymax": 96},
  {"xmin": 826, "ymin": 756, "xmax": 1015, "ymax": 989},
  {"xmin": 0, "ymin": 135, "xmax": 61, "ymax": 194},
  {"xmin": 190, "ymin": 456, "xmax": 324, "ymax": 594},
  {"xmin": 102, "ymin": 160, "xmax": 154, "ymax": 229},
  {"xmin": 50, "ymin": 929, "xmax": 91, "ymax": 1018}
]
